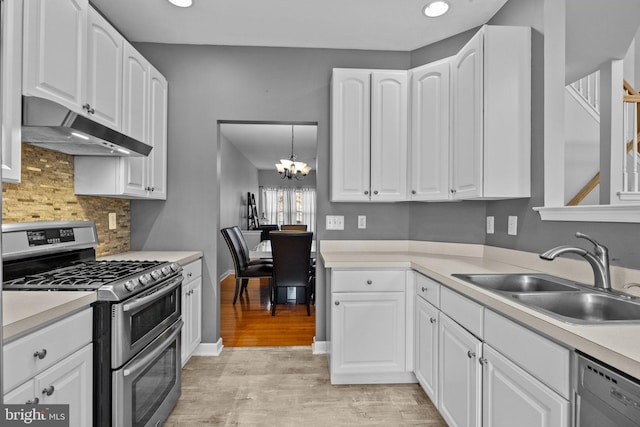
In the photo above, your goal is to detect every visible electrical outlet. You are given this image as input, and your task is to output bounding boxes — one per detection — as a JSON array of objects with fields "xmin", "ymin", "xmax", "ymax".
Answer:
[
  {"xmin": 358, "ymin": 216, "xmax": 366, "ymax": 229},
  {"xmin": 486, "ymin": 216, "xmax": 494, "ymax": 234},
  {"xmin": 508, "ymin": 216, "xmax": 518, "ymax": 236},
  {"xmin": 108, "ymin": 213, "xmax": 117, "ymax": 230}
]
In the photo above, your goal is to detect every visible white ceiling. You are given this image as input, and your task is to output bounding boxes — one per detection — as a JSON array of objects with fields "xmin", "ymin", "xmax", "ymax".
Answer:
[
  {"xmin": 220, "ymin": 123, "xmax": 317, "ymax": 170},
  {"xmin": 91, "ymin": 0, "xmax": 509, "ymax": 52}
]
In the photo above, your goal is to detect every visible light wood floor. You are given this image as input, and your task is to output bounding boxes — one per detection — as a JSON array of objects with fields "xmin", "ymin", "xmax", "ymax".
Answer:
[
  {"xmin": 220, "ymin": 275, "xmax": 316, "ymax": 347},
  {"xmin": 166, "ymin": 347, "xmax": 447, "ymax": 426}
]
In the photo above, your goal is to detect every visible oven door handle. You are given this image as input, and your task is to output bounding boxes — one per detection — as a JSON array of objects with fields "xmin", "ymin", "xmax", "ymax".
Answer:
[
  {"xmin": 122, "ymin": 276, "xmax": 183, "ymax": 313},
  {"xmin": 123, "ymin": 319, "xmax": 183, "ymax": 377}
]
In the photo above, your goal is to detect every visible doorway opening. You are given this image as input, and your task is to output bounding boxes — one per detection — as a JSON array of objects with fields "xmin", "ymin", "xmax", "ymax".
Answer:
[{"xmin": 217, "ymin": 121, "xmax": 318, "ymax": 347}]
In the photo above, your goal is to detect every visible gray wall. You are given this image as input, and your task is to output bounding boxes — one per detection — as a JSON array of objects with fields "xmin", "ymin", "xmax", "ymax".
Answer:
[
  {"xmin": 130, "ymin": 45, "xmax": 410, "ymax": 343},
  {"xmin": 218, "ymin": 133, "xmax": 259, "ymax": 277},
  {"xmin": 130, "ymin": 0, "xmax": 640, "ymax": 345}
]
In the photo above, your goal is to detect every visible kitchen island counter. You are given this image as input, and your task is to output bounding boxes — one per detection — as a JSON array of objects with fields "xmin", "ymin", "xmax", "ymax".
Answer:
[{"xmin": 321, "ymin": 240, "xmax": 640, "ymax": 380}]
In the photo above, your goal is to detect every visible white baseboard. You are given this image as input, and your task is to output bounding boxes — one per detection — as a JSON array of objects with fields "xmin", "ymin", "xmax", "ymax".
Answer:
[
  {"xmin": 312, "ymin": 338, "xmax": 329, "ymax": 354},
  {"xmin": 218, "ymin": 270, "xmax": 233, "ymax": 282},
  {"xmin": 192, "ymin": 338, "xmax": 224, "ymax": 356}
]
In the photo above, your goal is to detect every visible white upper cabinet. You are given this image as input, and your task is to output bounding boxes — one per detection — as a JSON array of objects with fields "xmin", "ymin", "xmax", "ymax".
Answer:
[
  {"xmin": 410, "ymin": 59, "xmax": 451, "ymax": 200},
  {"xmin": 451, "ymin": 25, "xmax": 531, "ymax": 200},
  {"xmin": 1, "ymin": 0, "xmax": 23, "ymax": 183},
  {"xmin": 331, "ymin": 68, "xmax": 408, "ymax": 202},
  {"xmin": 86, "ymin": 7, "xmax": 123, "ymax": 131},
  {"xmin": 370, "ymin": 71, "xmax": 408, "ymax": 201},
  {"xmin": 146, "ymin": 66, "xmax": 168, "ymax": 199},
  {"xmin": 23, "ymin": 0, "xmax": 87, "ymax": 111}
]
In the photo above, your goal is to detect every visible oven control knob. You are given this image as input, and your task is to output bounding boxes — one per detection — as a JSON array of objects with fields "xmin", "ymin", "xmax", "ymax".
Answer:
[
  {"xmin": 124, "ymin": 280, "xmax": 138, "ymax": 292},
  {"xmin": 161, "ymin": 266, "xmax": 173, "ymax": 275},
  {"xmin": 151, "ymin": 269, "xmax": 163, "ymax": 280},
  {"xmin": 170, "ymin": 263, "xmax": 180, "ymax": 272},
  {"xmin": 139, "ymin": 274, "xmax": 152, "ymax": 286}
]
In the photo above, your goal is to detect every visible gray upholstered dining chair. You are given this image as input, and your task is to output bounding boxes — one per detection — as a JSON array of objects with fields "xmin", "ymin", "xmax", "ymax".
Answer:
[{"xmin": 269, "ymin": 231, "xmax": 313, "ymax": 316}]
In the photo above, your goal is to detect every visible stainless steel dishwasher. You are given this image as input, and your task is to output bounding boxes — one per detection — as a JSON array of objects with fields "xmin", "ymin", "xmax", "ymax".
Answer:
[{"xmin": 575, "ymin": 352, "xmax": 640, "ymax": 426}]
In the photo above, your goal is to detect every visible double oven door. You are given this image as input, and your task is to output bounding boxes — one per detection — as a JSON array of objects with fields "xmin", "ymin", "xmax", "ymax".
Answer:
[{"xmin": 100, "ymin": 273, "xmax": 183, "ymax": 427}]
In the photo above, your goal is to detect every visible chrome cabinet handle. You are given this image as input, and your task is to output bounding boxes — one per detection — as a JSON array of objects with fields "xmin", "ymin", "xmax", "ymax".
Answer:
[
  {"xmin": 373, "ymin": 190, "xmax": 379, "ymax": 195},
  {"xmin": 82, "ymin": 103, "xmax": 95, "ymax": 114},
  {"xmin": 467, "ymin": 350, "xmax": 476, "ymax": 359},
  {"xmin": 412, "ymin": 190, "xmax": 417, "ymax": 194},
  {"xmin": 364, "ymin": 190, "xmax": 369, "ymax": 195},
  {"xmin": 479, "ymin": 357, "xmax": 488, "ymax": 365},
  {"xmin": 451, "ymin": 189, "xmax": 457, "ymax": 194},
  {"xmin": 42, "ymin": 385, "xmax": 55, "ymax": 396},
  {"xmin": 334, "ymin": 301, "xmax": 340, "ymax": 306},
  {"xmin": 26, "ymin": 397, "xmax": 39, "ymax": 405},
  {"xmin": 421, "ymin": 287, "xmax": 427, "ymax": 292},
  {"xmin": 430, "ymin": 318, "xmax": 436, "ymax": 324},
  {"xmin": 187, "ymin": 272, "xmax": 193, "ymax": 278},
  {"xmin": 366, "ymin": 280, "xmax": 373, "ymax": 285},
  {"xmin": 33, "ymin": 349, "xmax": 47, "ymax": 360}
]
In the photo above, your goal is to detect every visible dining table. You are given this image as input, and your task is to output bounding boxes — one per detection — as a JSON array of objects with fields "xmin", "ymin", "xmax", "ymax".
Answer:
[{"xmin": 250, "ymin": 239, "xmax": 317, "ymax": 259}]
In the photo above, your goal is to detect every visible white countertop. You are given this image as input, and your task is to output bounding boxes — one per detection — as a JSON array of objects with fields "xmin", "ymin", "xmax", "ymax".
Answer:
[
  {"xmin": 320, "ymin": 240, "xmax": 640, "ymax": 380},
  {"xmin": 3, "ymin": 291, "xmax": 97, "ymax": 342},
  {"xmin": 98, "ymin": 251, "xmax": 203, "ymax": 266}
]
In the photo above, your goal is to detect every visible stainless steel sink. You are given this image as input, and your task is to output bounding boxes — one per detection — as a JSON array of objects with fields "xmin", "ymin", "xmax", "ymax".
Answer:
[
  {"xmin": 452, "ymin": 273, "xmax": 581, "ymax": 293},
  {"xmin": 511, "ymin": 292, "xmax": 640, "ymax": 324}
]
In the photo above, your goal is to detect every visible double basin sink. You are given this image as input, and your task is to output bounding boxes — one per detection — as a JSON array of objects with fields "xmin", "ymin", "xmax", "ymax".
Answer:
[{"xmin": 452, "ymin": 273, "xmax": 640, "ymax": 324}]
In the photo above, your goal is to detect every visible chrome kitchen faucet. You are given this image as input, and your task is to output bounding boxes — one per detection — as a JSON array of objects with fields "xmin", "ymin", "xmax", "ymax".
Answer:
[{"xmin": 539, "ymin": 232, "xmax": 612, "ymax": 290}]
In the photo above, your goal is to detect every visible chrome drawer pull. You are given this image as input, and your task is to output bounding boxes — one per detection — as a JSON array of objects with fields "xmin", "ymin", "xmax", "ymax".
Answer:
[
  {"xmin": 421, "ymin": 287, "xmax": 427, "ymax": 292},
  {"xmin": 33, "ymin": 349, "xmax": 47, "ymax": 360},
  {"xmin": 334, "ymin": 301, "xmax": 340, "ymax": 306},
  {"xmin": 467, "ymin": 350, "xmax": 476, "ymax": 359},
  {"xmin": 366, "ymin": 280, "xmax": 372, "ymax": 285},
  {"xmin": 430, "ymin": 318, "xmax": 436, "ymax": 324},
  {"xmin": 26, "ymin": 397, "xmax": 39, "ymax": 405},
  {"xmin": 479, "ymin": 357, "xmax": 488, "ymax": 365},
  {"xmin": 42, "ymin": 385, "xmax": 55, "ymax": 396}
]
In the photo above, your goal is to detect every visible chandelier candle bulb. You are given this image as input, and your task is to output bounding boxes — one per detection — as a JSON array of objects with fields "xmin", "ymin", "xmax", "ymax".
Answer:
[{"xmin": 275, "ymin": 125, "xmax": 311, "ymax": 180}]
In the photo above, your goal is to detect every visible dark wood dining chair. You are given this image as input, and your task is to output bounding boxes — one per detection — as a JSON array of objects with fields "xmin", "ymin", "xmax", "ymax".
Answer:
[
  {"xmin": 257, "ymin": 224, "xmax": 279, "ymax": 241},
  {"xmin": 221, "ymin": 227, "xmax": 273, "ymax": 304},
  {"xmin": 281, "ymin": 224, "xmax": 307, "ymax": 231},
  {"xmin": 269, "ymin": 231, "xmax": 313, "ymax": 316}
]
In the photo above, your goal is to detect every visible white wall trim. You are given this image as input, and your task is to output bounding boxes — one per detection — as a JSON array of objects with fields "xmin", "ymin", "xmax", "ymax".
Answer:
[
  {"xmin": 533, "ymin": 204, "xmax": 640, "ymax": 223},
  {"xmin": 312, "ymin": 338, "xmax": 329, "ymax": 354},
  {"xmin": 219, "ymin": 270, "xmax": 234, "ymax": 282},
  {"xmin": 193, "ymin": 338, "xmax": 224, "ymax": 357}
]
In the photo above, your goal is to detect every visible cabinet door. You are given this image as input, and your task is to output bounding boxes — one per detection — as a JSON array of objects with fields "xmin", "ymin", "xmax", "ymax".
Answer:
[
  {"xmin": 483, "ymin": 345, "xmax": 569, "ymax": 427},
  {"xmin": 331, "ymin": 69, "xmax": 371, "ymax": 201},
  {"xmin": 4, "ymin": 381, "xmax": 37, "ymax": 405},
  {"xmin": 410, "ymin": 60, "xmax": 450, "ymax": 200},
  {"xmin": 370, "ymin": 71, "xmax": 408, "ymax": 201},
  {"xmin": 451, "ymin": 29, "xmax": 483, "ymax": 200},
  {"xmin": 415, "ymin": 296, "xmax": 439, "ymax": 405},
  {"xmin": 438, "ymin": 313, "xmax": 482, "ymax": 427},
  {"xmin": 23, "ymin": 0, "xmax": 87, "ymax": 111},
  {"xmin": 187, "ymin": 277, "xmax": 202, "ymax": 359},
  {"xmin": 35, "ymin": 344, "xmax": 92, "ymax": 427},
  {"xmin": 121, "ymin": 42, "xmax": 149, "ymax": 196},
  {"xmin": 147, "ymin": 66, "xmax": 168, "ymax": 199},
  {"xmin": 331, "ymin": 291, "xmax": 405, "ymax": 375},
  {"xmin": 86, "ymin": 7, "xmax": 123, "ymax": 131},
  {"xmin": 1, "ymin": 0, "xmax": 22, "ymax": 183}
]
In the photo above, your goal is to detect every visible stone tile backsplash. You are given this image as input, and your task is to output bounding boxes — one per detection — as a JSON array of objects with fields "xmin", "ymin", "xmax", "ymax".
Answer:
[{"xmin": 2, "ymin": 145, "xmax": 130, "ymax": 257}]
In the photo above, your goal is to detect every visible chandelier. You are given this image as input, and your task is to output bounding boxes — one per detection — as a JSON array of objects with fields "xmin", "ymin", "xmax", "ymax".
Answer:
[{"xmin": 275, "ymin": 126, "xmax": 312, "ymax": 180}]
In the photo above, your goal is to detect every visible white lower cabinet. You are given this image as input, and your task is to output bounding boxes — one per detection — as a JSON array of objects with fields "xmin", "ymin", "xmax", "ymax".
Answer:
[
  {"xmin": 411, "ymin": 273, "xmax": 571, "ymax": 427},
  {"xmin": 414, "ymin": 290, "xmax": 439, "ymax": 405},
  {"xmin": 330, "ymin": 269, "xmax": 414, "ymax": 384},
  {"xmin": 482, "ymin": 345, "xmax": 569, "ymax": 427},
  {"xmin": 439, "ymin": 312, "xmax": 483, "ymax": 427},
  {"xmin": 181, "ymin": 258, "xmax": 202, "ymax": 366},
  {"xmin": 3, "ymin": 308, "xmax": 93, "ymax": 427}
]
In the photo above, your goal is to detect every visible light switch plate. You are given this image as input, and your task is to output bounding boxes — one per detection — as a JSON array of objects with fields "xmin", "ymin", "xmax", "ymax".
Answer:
[
  {"xmin": 326, "ymin": 215, "xmax": 345, "ymax": 230},
  {"xmin": 108, "ymin": 212, "xmax": 117, "ymax": 230},
  {"xmin": 508, "ymin": 216, "xmax": 518, "ymax": 235},
  {"xmin": 486, "ymin": 216, "xmax": 494, "ymax": 234},
  {"xmin": 358, "ymin": 216, "xmax": 366, "ymax": 229}
]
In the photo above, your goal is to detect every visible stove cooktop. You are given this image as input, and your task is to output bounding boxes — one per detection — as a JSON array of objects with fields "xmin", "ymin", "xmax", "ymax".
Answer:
[{"xmin": 3, "ymin": 260, "xmax": 166, "ymax": 291}]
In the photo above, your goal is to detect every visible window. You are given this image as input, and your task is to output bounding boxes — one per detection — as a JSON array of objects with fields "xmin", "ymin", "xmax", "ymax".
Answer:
[{"xmin": 260, "ymin": 187, "xmax": 316, "ymax": 232}]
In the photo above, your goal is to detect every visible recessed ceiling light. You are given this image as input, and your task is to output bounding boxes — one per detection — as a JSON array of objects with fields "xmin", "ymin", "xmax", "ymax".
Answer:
[
  {"xmin": 424, "ymin": 1, "xmax": 450, "ymax": 17},
  {"xmin": 167, "ymin": 0, "xmax": 192, "ymax": 7}
]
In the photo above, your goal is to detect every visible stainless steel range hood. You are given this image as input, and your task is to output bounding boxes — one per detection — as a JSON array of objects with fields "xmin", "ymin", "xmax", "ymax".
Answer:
[{"xmin": 21, "ymin": 96, "xmax": 153, "ymax": 157}]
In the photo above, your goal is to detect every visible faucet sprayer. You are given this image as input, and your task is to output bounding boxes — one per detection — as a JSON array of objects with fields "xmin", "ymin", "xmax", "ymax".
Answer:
[{"xmin": 539, "ymin": 232, "xmax": 611, "ymax": 290}]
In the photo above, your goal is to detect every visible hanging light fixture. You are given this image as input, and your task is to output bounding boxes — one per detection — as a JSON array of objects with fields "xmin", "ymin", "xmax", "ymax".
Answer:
[{"xmin": 275, "ymin": 126, "xmax": 312, "ymax": 180}]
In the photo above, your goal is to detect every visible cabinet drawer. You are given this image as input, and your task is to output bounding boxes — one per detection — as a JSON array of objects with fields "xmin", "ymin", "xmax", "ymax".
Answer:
[
  {"xmin": 484, "ymin": 309, "xmax": 570, "ymax": 399},
  {"xmin": 182, "ymin": 258, "xmax": 202, "ymax": 283},
  {"xmin": 3, "ymin": 308, "xmax": 93, "ymax": 394},
  {"xmin": 440, "ymin": 287, "xmax": 484, "ymax": 339},
  {"xmin": 332, "ymin": 270, "xmax": 406, "ymax": 292},
  {"xmin": 416, "ymin": 273, "xmax": 440, "ymax": 307}
]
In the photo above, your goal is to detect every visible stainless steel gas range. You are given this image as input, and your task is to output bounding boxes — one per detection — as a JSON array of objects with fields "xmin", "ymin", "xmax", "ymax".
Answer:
[{"xmin": 2, "ymin": 221, "xmax": 183, "ymax": 427}]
